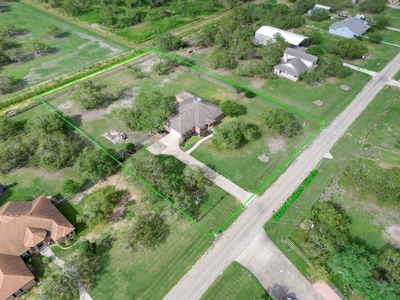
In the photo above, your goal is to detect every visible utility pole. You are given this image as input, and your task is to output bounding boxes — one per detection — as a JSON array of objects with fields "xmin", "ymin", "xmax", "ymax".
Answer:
[
  {"xmin": 304, "ymin": 223, "xmax": 314, "ymax": 243},
  {"xmin": 356, "ymin": 53, "xmax": 367, "ymax": 75},
  {"xmin": 195, "ymin": 197, "xmax": 201, "ymax": 223}
]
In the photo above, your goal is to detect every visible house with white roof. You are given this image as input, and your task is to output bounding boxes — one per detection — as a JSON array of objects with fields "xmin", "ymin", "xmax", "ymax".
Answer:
[
  {"xmin": 254, "ymin": 26, "xmax": 309, "ymax": 47},
  {"xmin": 274, "ymin": 48, "xmax": 318, "ymax": 81}
]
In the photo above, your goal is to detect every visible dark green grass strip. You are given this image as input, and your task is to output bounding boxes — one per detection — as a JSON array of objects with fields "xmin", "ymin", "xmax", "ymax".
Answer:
[{"xmin": 35, "ymin": 48, "xmax": 326, "ymax": 237}]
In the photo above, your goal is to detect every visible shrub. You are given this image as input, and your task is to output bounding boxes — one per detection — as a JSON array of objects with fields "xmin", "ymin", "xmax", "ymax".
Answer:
[
  {"xmin": 62, "ymin": 179, "xmax": 81, "ymax": 194},
  {"xmin": 369, "ymin": 32, "xmax": 382, "ymax": 44},
  {"xmin": 125, "ymin": 143, "xmax": 135, "ymax": 152},
  {"xmin": 244, "ymin": 90, "xmax": 256, "ymax": 98},
  {"xmin": 42, "ymin": 256, "xmax": 51, "ymax": 264},
  {"xmin": 306, "ymin": 45, "xmax": 324, "ymax": 57}
]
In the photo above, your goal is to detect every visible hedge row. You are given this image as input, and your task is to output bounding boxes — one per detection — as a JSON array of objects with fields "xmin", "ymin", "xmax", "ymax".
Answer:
[{"xmin": 0, "ymin": 48, "xmax": 147, "ymax": 114}]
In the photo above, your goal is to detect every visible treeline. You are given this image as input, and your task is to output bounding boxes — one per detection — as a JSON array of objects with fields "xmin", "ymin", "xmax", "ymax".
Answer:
[
  {"xmin": 37, "ymin": 0, "xmax": 223, "ymax": 29},
  {"xmin": 305, "ymin": 202, "xmax": 400, "ymax": 299},
  {"xmin": 342, "ymin": 157, "xmax": 400, "ymax": 204},
  {"xmin": 0, "ymin": 114, "xmax": 118, "ymax": 185}
]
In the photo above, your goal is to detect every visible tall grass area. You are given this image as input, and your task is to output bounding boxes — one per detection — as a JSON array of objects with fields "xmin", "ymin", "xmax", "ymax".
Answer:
[
  {"xmin": 0, "ymin": 1, "xmax": 130, "ymax": 85},
  {"xmin": 264, "ymin": 86, "xmax": 400, "ymax": 276},
  {"xmin": 200, "ymin": 262, "xmax": 271, "ymax": 300}
]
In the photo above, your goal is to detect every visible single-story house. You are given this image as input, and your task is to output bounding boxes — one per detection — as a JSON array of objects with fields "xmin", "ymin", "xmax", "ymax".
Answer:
[
  {"xmin": 0, "ymin": 195, "xmax": 75, "ymax": 300},
  {"xmin": 165, "ymin": 91, "xmax": 223, "ymax": 140},
  {"xmin": 329, "ymin": 18, "xmax": 370, "ymax": 38},
  {"xmin": 254, "ymin": 26, "xmax": 309, "ymax": 47},
  {"xmin": 274, "ymin": 48, "xmax": 318, "ymax": 81}
]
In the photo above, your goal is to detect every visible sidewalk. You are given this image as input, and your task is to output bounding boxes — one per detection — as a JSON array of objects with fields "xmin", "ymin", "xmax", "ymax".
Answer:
[{"xmin": 343, "ymin": 63, "xmax": 378, "ymax": 76}]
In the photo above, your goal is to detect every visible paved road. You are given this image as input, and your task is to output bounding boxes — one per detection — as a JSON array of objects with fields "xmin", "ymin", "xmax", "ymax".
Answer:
[
  {"xmin": 147, "ymin": 134, "xmax": 253, "ymax": 203},
  {"xmin": 236, "ymin": 231, "xmax": 323, "ymax": 300},
  {"xmin": 164, "ymin": 53, "xmax": 400, "ymax": 300}
]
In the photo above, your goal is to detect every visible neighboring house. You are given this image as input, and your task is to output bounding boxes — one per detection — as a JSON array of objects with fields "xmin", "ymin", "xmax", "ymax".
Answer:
[
  {"xmin": 0, "ymin": 195, "xmax": 75, "ymax": 300},
  {"xmin": 274, "ymin": 48, "xmax": 318, "ymax": 81},
  {"xmin": 254, "ymin": 26, "xmax": 309, "ymax": 47},
  {"xmin": 165, "ymin": 91, "xmax": 223, "ymax": 140},
  {"xmin": 329, "ymin": 18, "xmax": 371, "ymax": 38}
]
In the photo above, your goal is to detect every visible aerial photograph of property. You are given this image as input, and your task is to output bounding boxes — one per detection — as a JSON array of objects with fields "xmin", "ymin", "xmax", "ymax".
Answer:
[{"xmin": 1, "ymin": 0, "xmax": 400, "ymax": 299}]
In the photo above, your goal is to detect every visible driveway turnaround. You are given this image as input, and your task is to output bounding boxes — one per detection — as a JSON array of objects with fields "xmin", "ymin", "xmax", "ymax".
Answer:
[
  {"xmin": 147, "ymin": 134, "xmax": 253, "ymax": 203},
  {"xmin": 164, "ymin": 53, "xmax": 400, "ymax": 300},
  {"xmin": 236, "ymin": 230, "xmax": 323, "ymax": 300}
]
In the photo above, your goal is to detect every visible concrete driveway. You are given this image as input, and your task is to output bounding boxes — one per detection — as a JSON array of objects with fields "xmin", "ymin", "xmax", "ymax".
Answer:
[{"xmin": 147, "ymin": 134, "xmax": 253, "ymax": 203}]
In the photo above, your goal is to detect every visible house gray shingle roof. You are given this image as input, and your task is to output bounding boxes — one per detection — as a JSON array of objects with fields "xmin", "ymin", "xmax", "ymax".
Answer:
[
  {"xmin": 169, "ymin": 92, "xmax": 222, "ymax": 134},
  {"xmin": 274, "ymin": 58, "xmax": 308, "ymax": 77},
  {"xmin": 329, "ymin": 18, "xmax": 371, "ymax": 35},
  {"xmin": 284, "ymin": 48, "xmax": 317, "ymax": 63}
]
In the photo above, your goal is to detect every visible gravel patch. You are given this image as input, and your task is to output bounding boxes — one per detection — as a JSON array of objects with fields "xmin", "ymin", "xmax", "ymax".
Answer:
[
  {"xmin": 340, "ymin": 85, "xmax": 350, "ymax": 90},
  {"xmin": 268, "ymin": 135, "xmax": 286, "ymax": 154},
  {"xmin": 313, "ymin": 100, "xmax": 323, "ymax": 106}
]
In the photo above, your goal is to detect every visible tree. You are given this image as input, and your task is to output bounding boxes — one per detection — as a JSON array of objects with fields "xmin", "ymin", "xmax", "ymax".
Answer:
[
  {"xmin": 152, "ymin": 61, "xmax": 169, "ymax": 76},
  {"xmin": 307, "ymin": 28, "xmax": 322, "ymax": 45},
  {"xmin": 318, "ymin": 54, "xmax": 351, "ymax": 78},
  {"xmin": 125, "ymin": 65, "xmax": 145, "ymax": 79},
  {"xmin": 369, "ymin": 32, "xmax": 383, "ymax": 44},
  {"xmin": 0, "ymin": 22, "xmax": 20, "ymax": 37},
  {"xmin": 78, "ymin": 186, "xmax": 124, "ymax": 228},
  {"xmin": 221, "ymin": 100, "xmax": 246, "ymax": 117},
  {"xmin": 360, "ymin": 0, "xmax": 387, "ymax": 13},
  {"xmin": 257, "ymin": 33, "xmax": 289, "ymax": 77},
  {"xmin": 153, "ymin": 33, "xmax": 187, "ymax": 52},
  {"xmin": 35, "ymin": 133, "xmax": 80, "ymax": 169},
  {"xmin": 214, "ymin": 120, "xmax": 256, "ymax": 149},
  {"xmin": 117, "ymin": 212, "xmax": 168, "ymax": 252},
  {"xmin": 309, "ymin": 8, "xmax": 329, "ymax": 21},
  {"xmin": 5, "ymin": 48, "xmax": 24, "ymax": 62},
  {"xmin": 74, "ymin": 147, "xmax": 117, "ymax": 182},
  {"xmin": 306, "ymin": 202, "xmax": 350, "ymax": 256},
  {"xmin": 0, "ymin": 117, "xmax": 20, "ymax": 140},
  {"xmin": 330, "ymin": 38, "xmax": 367, "ymax": 59},
  {"xmin": 26, "ymin": 39, "xmax": 50, "ymax": 55},
  {"xmin": 0, "ymin": 74, "xmax": 16, "ymax": 93},
  {"xmin": 210, "ymin": 46, "xmax": 236, "ymax": 69},
  {"xmin": 194, "ymin": 24, "xmax": 218, "ymax": 47},
  {"xmin": 261, "ymin": 109, "xmax": 302, "ymax": 137},
  {"xmin": 61, "ymin": 0, "xmax": 89, "ymax": 16},
  {"xmin": 378, "ymin": 248, "xmax": 400, "ymax": 283},
  {"xmin": 25, "ymin": 114, "xmax": 66, "ymax": 134},
  {"xmin": 72, "ymin": 80, "xmax": 112, "ymax": 109},
  {"xmin": 306, "ymin": 45, "xmax": 324, "ymax": 56},
  {"xmin": 293, "ymin": 0, "xmax": 316, "ymax": 14},
  {"xmin": 0, "ymin": 138, "xmax": 27, "ymax": 173},
  {"xmin": 230, "ymin": 39, "xmax": 255, "ymax": 60},
  {"xmin": 328, "ymin": 244, "xmax": 380, "ymax": 298},
  {"xmin": 46, "ymin": 25, "xmax": 64, "ymax": 38},
  {"xmin": 39, "ymin": 252, "xmax": 93, "ymax": 300}
]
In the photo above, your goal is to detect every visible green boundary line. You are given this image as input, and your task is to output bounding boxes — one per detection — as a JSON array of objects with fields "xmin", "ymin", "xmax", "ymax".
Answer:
[{"xmin": 35, "ymin": 48, "xmax": 326, "ymax": 237}]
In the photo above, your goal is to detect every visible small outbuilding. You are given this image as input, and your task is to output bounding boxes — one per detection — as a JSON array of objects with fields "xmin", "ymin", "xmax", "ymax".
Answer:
[
  {"xmin": 329, "ymin": 18, "xmax": 370, "ymax": 38},
  {"xmin": 254, "ymin": 26, "xmax": 309, "ymax": 47}
]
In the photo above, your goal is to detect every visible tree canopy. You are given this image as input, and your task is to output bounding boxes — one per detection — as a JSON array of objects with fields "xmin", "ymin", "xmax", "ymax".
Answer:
[
  {"xmin": 261, "ymin": 109, "xmax": 302, "ymax": 137},
  {"xmin": 153, "ymin": 32, "xmax": 187, "ymax": 52},
  {"xmin": 221, "ymin": 100, "xmax": 246, "ymax": 117},
  {"xmin": 360, "ymin": 0, "xmax": 387, "ymax": 13},
  {"xmin": 329, "ymin": 38, "xmax": 368, "ymax": 59},
  {"xmin": 72, "ymin": 80, "xmax": 113, "ymax": 109},
  {"xmin": 214, "ymin": 120, "xmax": 257, "ymax": 149}
]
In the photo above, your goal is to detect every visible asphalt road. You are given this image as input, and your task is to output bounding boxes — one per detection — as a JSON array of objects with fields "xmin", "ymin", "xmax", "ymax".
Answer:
[{"xmin": 164, "ymin": 53, "xmax": 400, "ymax": 300}]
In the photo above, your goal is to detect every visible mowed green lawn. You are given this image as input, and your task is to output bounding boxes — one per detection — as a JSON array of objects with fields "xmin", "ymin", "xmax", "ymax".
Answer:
[
  {"xmin": 200, "ymin": 262, "xmax": 271, "ymax": 300},
  {"xmin": 368, "ymin": 95, "xmax": 400, "ymax": 149},
  {"xmin": 0, "ymin": 1, "xmax": 130, "ymax": 86},
  {"xmin": 185, "ymin": 48, "xmax": 370, "ymax": 124},
  {"xmin": 191, "ymin": 102, "xmax": 321, "ymax": 192}
]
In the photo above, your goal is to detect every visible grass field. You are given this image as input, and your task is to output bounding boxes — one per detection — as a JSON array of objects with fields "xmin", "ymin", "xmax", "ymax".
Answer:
[
  {"xmin": 200, "ymin": 262, "xmax": 271, "ymax": 300},
  {"xmin": 26, "ymin": 0, "xmax": 227, "ymax": 43},
  {"xmin": 184, "ymin": 47, "xmax": 370, "ymax": 124},
  {"xmin": 181, "ymin": 136, "xmax": 203, "ymax": 151},
  {"xmin": 0, "ymin": 1, "xmax": 130, "ymax": 86},
  {"xmin": 264, "ymin": 86, "xmax": 400, "ymax": 277}
]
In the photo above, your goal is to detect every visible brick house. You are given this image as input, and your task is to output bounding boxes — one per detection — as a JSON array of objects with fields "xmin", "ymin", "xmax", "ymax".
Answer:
[
  {"xmin": 0, "ymin": 195, "xmax": 75, "ymax": 300},
  {"xmin": 165, "ymin": 91, "xmax": 223, "ymax": 140}
]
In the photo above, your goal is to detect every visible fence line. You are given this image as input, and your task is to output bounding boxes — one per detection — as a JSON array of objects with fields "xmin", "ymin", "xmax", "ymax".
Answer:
[{"xmin": 54, "ymin": 181, "xmax": 96, "ymax": 207}]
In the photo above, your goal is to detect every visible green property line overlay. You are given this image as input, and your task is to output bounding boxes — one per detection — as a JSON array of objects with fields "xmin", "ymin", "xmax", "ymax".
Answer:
[{"xmin": 35, "ymin": 48, "xmax": 326, "ymax": 237}]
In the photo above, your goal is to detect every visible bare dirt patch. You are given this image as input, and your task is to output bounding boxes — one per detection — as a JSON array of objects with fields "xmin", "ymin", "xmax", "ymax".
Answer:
[
  {"xmin": 340, "ymin": 85, "xmax": 350, "ymax": 91},
  {"xmin": 313, "ymin": 100, "xmax": 323, "ymax": 106},
  {"xmin": 251, "ymin": 77, "xmax": 264, "ymax": 89},
  {"xmin": 58, "ymin": 100, "xmax": 74, "ymax": 110},
  {"xmin": 387, "ymin": 127, "xmax": 393, "ymax": 132},
  {"xmin": 86, "ymin": 173, "xmax": 140, "ymax": 200},
  {"xmin": 258, "ymin": 154, "xmax": 269, "ymax": 162},
  {"xmin": 268, "ymin": 135, "xmax": 286, "ymax": 154},
  {"xmin": 387, "ymin": 225, "xmax": 400, "ymax": 244}
]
